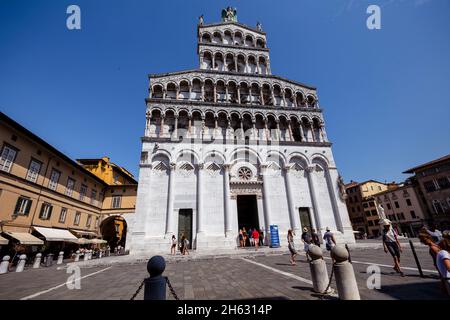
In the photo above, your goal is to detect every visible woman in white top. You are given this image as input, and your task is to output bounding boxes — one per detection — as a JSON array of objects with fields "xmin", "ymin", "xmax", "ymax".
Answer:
[
  {"xmin": 170, "ymin": 235, "xmax": 177, "ymax": 255},
  {"xmin": 436, "ymin": 233, "xmax": 450, "ymax": 297}
]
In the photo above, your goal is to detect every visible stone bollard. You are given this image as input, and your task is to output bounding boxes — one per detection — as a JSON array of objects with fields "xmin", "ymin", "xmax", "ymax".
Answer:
[
  {"xmin": 88, "ymin": 250, "xmax": 92, "ymax": 260},
  {"xmin": 144, "ymin": 255, "xmax": 167, "ymax": 300},
  {"xmin": 99, "ymin": 250, "xmax": 103, "ymax": 259},
  {"xmin": 57, "ymin": 251, "xmax": 64, "ymax": 265},
  {"xmin": 331, "ymin": 245, "xmax": 360, "ymax": 300},
  {"xmin": 45, "ymin": 254, "xmax": 54, "ymax": 267},
  {"xmin": 33, "ymin": 253, "xmax": 42, "ymax": 269},
  {"xmin": 308, "ymin": 245, "xmax": 330, "ymax": 293},
  {"xmin": 0, "ymin": 256, "xmax": 10, "ymax": 274},
  {"xmin": 74, "ymin": 250, "xmax": 80, "ymax": 262},
  {"xmin": 16, "ymin": 254, "xmax": 27, "ymax": 272}
]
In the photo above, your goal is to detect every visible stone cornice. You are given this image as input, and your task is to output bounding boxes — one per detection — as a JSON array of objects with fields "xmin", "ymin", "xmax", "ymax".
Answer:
[
  {"xmin": 148, "ymin": 69, "xmax": 317, "ymax": 91},
  {"xmin": 146, "ymin": 98, "xmax": 323, "ymax": 115},
  {"xmin": 140, "ymin": 136, "xmax": 333, "ymax": 147},
  {"xmin": 198, "ymin": 21, "xmax": 266, "ymax": 36},
  {"xmin": 198, "ymin": 43, "xmax": 269, "ymax": 54}
]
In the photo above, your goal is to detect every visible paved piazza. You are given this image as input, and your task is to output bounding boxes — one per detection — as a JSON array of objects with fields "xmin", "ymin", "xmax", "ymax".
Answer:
[{"xmin": 0, "ymin": 243, "xmax": 447, "ymax": 300}]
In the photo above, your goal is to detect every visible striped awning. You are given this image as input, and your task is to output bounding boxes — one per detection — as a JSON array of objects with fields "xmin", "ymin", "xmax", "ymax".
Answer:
[{"xmin": 3, "ymin": 232, "xmax": 44, "ymax": 245}]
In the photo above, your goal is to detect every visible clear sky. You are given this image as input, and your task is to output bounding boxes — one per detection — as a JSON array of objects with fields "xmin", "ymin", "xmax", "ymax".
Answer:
[{"xmin": 0, "ymin": 0, "xmax": 449, "ymax": 183}]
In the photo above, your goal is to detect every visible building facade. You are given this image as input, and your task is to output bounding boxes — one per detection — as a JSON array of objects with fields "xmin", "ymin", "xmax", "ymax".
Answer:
[
  {"xmin": 375, "ymin": 179, "xmax": 429, "ymax": 237},
  {"xmin": 129, "ymin": 9, "xmax": 354, "ymax": 254},
  {"xmin": 0, "ymin": 112, "xmax": 136, "ymax": 252},
  {"xmin": 403, "ymin": 155, "xmax": 450, "ymax": 230},
  {"xmin": 345, "ymin": 180, "xmax": 392, "ymax": 237}
]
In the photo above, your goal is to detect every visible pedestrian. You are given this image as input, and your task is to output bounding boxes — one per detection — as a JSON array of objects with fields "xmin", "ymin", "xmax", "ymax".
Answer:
[
  {"xmin": 287, "ymin": 229, "xmax": 297, "ymax": 265},
  {"xmin": 183, "ymin": 236, "xmax": 190, "ymax": 255},
  {"xmin": 311, "ymin": 228, "xmax": 320, "ymax": 247},
  {"xmin": 249, "ymin": 228, "xmax": 254, "ymax": 246},
  {"xmin": 426, "ymin": 223, "xmax": 443, "ymax": 244},
  {"xmin": 435, "ymin": 231, "xmax": 450, "ymax": 297},
  {"xmin": 259, "ymin": 228, "xmax": 264, "ymax": 246},
  {"xmin": 323, "ymin": 227, "xmax": 336, "ymax": 251},
  {"xmin": 380, "ymin": 219, "xmax": 404, "ymax": 276},
  {"xmin": 301, "ymin": 227, "xmax": 312, "ymax": 259},
  {"xmin": 180, "ymin": 234, "xmax": 185, "ymax": 255},
  {"xmin": 170, "ymin": 235, "xmax": 177, "ymax": 255},
  {"xmin": 239, "ymin": 229, "xmax": 244, "ymax": 247},
  {"xmin": 242, "ymin": 228, "xmax": 248, "ymax": 247},
  {"xmin": 252, "ymin": 228, "xmax": 260, "ymax": 250}
]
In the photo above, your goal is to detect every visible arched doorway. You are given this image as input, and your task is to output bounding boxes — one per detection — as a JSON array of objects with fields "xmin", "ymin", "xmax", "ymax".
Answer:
[{"xmin": 100, "ymin": 216, "xmax": 127, "ymax": 252}]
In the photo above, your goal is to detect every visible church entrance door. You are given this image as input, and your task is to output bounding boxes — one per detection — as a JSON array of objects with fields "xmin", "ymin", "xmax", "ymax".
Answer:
[
  {"xmin": 178, "ymin": 209, "xmax": 193, "ymax": 249},
  {"xmin": 237, "ymin": 195, "xmax": 259, "ymax": 232}
]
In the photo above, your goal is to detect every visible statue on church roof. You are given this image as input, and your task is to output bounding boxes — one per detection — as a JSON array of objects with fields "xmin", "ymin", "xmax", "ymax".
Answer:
[
  {"xmin": 256, "ymin": 21, "xmax": 263, "ymax": 32},
  {"xmin": 198, "ymin": 14, "xmax": 204, "ymax": 25},
  {"xmin": 221, "ymin": 7, "xmax": 237, "ymax": 22}
]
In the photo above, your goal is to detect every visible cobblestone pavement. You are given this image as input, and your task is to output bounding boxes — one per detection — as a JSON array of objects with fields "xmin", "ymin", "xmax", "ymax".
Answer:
[{"xmin": 0, "ymin": 246, "xmax": 447, "ymax": 300}]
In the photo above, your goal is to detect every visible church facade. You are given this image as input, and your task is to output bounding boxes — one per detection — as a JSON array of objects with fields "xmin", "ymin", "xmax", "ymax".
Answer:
[{"xmin": 128, "ymin": 9, "xmax": 355, "ymax": 254}]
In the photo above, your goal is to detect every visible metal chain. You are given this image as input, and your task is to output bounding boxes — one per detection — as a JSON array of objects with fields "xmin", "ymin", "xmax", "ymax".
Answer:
[
  {"xmin": 165, "ymin": 276, "xmax": 180, "ymax": 300},
  {"xmin": 130, "ymin": 280, "xmax": 145, "ymax": 300}
]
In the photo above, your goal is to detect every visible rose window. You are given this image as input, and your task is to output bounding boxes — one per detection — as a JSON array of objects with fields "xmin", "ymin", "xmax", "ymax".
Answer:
[{"xmin": 238, "ymin": 167, "xmax": 252, "ymax": 180}]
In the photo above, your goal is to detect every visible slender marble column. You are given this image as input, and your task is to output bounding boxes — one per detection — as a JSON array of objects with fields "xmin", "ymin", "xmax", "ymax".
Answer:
[
  {"xmin": 299, "ymin": 123, "xmax": 305, "ymax": 142},
  {"xmin": 287, "ymin": 120, "xmax": 294, "ymax": 141},
  {"xmin": 284, "ymin": 166, "xmax": 299, "ymax": 232},
  {"xmin": 223, "ymin": 164, "xmax": 232, "ymax": 235},
  {"xmin": 261, "ymin": 165, "xmax": 272, "ymax": 243},
  {"xmin": 165, "ymin": 162, "xmax": 176, "ymax": 235},
  {"xmin": 160, "ymin": 115, "xmax": 165, "ymax": 138},
  {"xmin": 306, "ymin": 165, "xmax": 323, "ymax": 233},
  {"xmin": 174, "ymin": 115, "xmax": 178, "ymax": 139},
  {"xmin": 197, "ymin": 163, "xmax": 204, "ymax": 234}
]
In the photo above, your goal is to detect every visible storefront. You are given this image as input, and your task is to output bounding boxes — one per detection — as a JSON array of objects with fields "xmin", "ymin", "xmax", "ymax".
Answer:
[{"xmin": 32, "ymin": 226, "xmax": 79, "ymax": 258}]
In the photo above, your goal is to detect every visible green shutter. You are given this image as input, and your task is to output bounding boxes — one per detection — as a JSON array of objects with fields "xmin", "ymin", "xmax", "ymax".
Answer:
[
  {"xmin": 47, "ymin": 205, "xmax": 53, "ymax": 219},
  {"xmin": 14, "ymin": 197, "xmax": 22, "ymax": 215},
  {"xmin": 39, "ymin": 203, "xmax": 45, "ymax": 218},
  {"xmin": 25, "ymin": 199, "xmax": 32, "ymax": 215}
]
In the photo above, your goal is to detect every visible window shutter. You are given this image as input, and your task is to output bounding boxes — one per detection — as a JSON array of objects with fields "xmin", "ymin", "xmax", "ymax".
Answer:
[
  {"xmin": 25, "ymin": 199, "xmax": 32, "ymax": 215},
  {"xmin": 47, "ymin": 206, "xmax": 53, "ymax": 220},
  {"xmin": 39, "ymin": 203, "xmax": 45, "ymax": 218},
  {"xmin": 14, "ymin": 198, "xmax": 22, "ymax": 215}
]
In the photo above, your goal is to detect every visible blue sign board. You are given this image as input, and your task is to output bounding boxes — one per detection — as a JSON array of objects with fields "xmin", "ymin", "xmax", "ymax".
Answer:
[{"xmin": 269, "ymin": 224, "xmax": 280, "ymax": 248}]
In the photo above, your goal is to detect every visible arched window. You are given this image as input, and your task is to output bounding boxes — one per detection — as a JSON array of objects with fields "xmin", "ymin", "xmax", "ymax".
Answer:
[
  {"xmin": 224, "ymin": 30, "xmax": 233, "ymax": 45},
  {"xmin": 256, "ymin": 38, "xmax": 265, "ymax": 48},
  {"xmin": 237, "ymin": 55, "xmax": 246, "ymax": 73},
  {"xmin": 228, "ymin": 81, "xmax": 238, "ymax": 103},
  {"xmin": 202, "ymin": 52, "xmax": 212, "ymax": 69},
  {"xmin": 240, "ymin": 83, "xmax": 250, "ymax": 104},
  {"xmin": 262, "ymin": 84, "xmax": 272, "ymax": 106},
  {"xmin": 201, "ymin": 33, "xmax": 211, "ymax": 43},
  {"xmin": 245, "ymin": 35, "xmax": 254, "ymax": 47},
  {"xmin": 296, "ymin": 92, "xmax": 305, "ymax": 108},
  {"xmin": 225, "ymin": 53, "xmax": 235, "ymax": 72},
  {"xmin": 285, "ymin": 89, "xmax": 294, "ymax": 107},
  {"xmin": 151, "ymin": 85, "xmax": 163, "ymax": 99},
  {"xmin": 273, "ymin": 85, "xmax": 282, "ymax": 106},
  {"xmin": 214, "ymin": 52, "xmax": 224, "ymax": 71},
  {"xmin": 250, "ymin": 83, "xmax": 261, "ymax": 104},
  {"xmin": 204, "ymin": 80, "xmax": 214, "ymax": 102},
  {"xmin": 179, "ymin": 81, "xmax": 189, "ymax": 100},
  {"xmin": 166, "ymin": 83, "xmax": 177, "ymax": 99},
  {"xmin": 192, "ymin": 79, "xmax": 202, "ymax": 101},
  {"xmin": 234, "ymin": 31, "xmax": 243, "ymax": 46},
  {"xmin": 247, "ymin": 56, "xmax": 257, "ymax": 73},
  {"xmin": 213, "ymin": 32, "xmax": 222, "ymax": 44},
  {"xmin": 259, "ymin": 57, "xmax": 267, "ymax": 75},
  {"xmin": 216, "ymin": 80, "xmax": 226, "ymax": 102}
]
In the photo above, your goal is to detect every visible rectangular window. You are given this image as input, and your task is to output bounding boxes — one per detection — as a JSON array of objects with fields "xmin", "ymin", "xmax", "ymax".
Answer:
[
  {"xmin": 410, "ymin": 210, "xmax": 417, "ymax": 219},
  {"xmin": 90, "ymin": 189, "xmax": 97, "ymax": 205},
  {"xmin": 365, "ymin": 211, "xmax": 371, "ymax": 217},
  {"xmin": 424, "ymin": 180, "xmax": 437, "ymax": 193},
  {"xmin": 0, "ymin": 144, "xmax": 17, "ymax": 173},
  {"xmin": 48, "ymin": 169, "xmax": 61, "ymax": 191},
  {"xmin": 437, "ymin": 177, "xmax": 450, "ymax": 189},
  {"xmin": 387, "ymin": 203, "xmax": 391, "ymax": 210},
  {"xmin": 26, "ymin": 159, "xmax": 42, "ymax": 183},
  {"xmin": 74, "ymin": 212, "xmax": 81, "ymax": 225},
  {"xmin": 86, "ymin": 214, "xmax": 92, "ymax": 227},
  {"xmin": 14, "ymin": 197, "xmax": 32, "ymax": 216},
  {"xmin": 65, "ymin": 178, "xmax": 75, "ymax": 196},
  {"xmin": 394, "ymin": 201, "xmax": 399, "ymax": 209},
  {"xmin": 371, "ymin": 210, "xmax": 378, "ymax": 216},
  {"xmin": 368, "ymin": 220, "xmax": 374, "ymax": 226},
  {"xmin": 363, "ymin": 203, "xmax": 368, "ymax": 208},
  {"xmin": 112, "ymin": 195, "xmax": 122, "ymax": 209},
  {"xmin": 59, "ymin": 207, "xmax": 67, "ymax": 223},
  {"xmin": 406, "ymin": 199, "xmax": 412, "ymax": 206},
  {"xmin": 79, "ymin": 184, "xmax": 87, "ymax": 201},
  {"xmin": 433, "ymin": 200, "xmax": 444, "ymax": 214},
  {"xmin": 397, "ymin": 213, "xmax": 404, "ymax": 220},
  {"xmin": 39, "ymin": 203, "xmax": 53, "ymax": 220}
]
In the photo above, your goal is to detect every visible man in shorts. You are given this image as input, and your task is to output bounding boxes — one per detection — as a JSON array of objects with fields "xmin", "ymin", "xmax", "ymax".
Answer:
[{"xmin": 381, "ymin": 219, "xmax": 404, "ymax": 276}]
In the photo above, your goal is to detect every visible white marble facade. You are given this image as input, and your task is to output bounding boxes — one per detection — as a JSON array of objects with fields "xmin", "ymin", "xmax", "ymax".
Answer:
[{"xmin": 128, "ymin": 10, "xmax": 355, "ymax": 255}]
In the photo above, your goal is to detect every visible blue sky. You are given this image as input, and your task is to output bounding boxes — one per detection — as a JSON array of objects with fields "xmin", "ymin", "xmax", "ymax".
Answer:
[{"xmin": 0, "ymin": 0, "xmax": 449, "ymax": 183}]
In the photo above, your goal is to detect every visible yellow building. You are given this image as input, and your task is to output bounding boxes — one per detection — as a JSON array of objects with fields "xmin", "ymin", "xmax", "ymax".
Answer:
[
  {"xmin": 345, "ymin": 180, "xmax": 398, "ymax": 237},
  {"xmin": 0, "ymin": 112, "xmax": 137, "ymax": 256},
  {"xmin": 77, "ymin": 157, "xmax": 137, "ymax": 247}
]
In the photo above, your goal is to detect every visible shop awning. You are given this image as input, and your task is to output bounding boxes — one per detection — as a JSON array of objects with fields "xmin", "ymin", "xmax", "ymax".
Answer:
[
  {"xmin": 70, "ymin": 229, "xmax": 98, "ymax": 237},
  {"xmin": 0, "ymin": 235, "xmax": 9, "ymax": 245},
  {"xmin": 33, "ymin": 227, "xmax": 78, "ymax": 242},
  {"xmin": 3, "ymin": 232, "xmax": 44, "ymax": 245},
  {"xmin": 90, "ymin": 239, "xmax": 107, "ymax": 244}
]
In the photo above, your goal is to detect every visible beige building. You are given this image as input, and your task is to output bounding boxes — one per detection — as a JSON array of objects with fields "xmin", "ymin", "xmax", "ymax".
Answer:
[
  {"xmin": 403, "ymin": 154, "xmax": 450, "ymax": 230},
  {"xmin": 375, "ymin": 178, "xmax": 429, "ymax": 237},
  {"xmin": 345, "ymin": 180, "xmax": 396, "ymax": 237},
  {"xmin": 0, "ymin": 112, "xmax": 137, "ymax": 256}
]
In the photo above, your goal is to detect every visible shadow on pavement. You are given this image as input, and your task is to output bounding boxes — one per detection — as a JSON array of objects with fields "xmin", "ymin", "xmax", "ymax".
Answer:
[{"xmin": 378, "ymin": 281, "xmax": 448, "ymax": 300}]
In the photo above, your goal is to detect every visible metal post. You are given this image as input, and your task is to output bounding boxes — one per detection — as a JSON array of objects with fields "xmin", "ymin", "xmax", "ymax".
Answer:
[
  {"xmin": 409, "ymin": 240, "xmax": 424, "ymax": 278},
  {"xmin": 345, "ymin": 243, "xmax": 352, "ymax": 264},
  {"xmin": 144, "ymin": 256, "xmax": 167, "ymax": 300}
]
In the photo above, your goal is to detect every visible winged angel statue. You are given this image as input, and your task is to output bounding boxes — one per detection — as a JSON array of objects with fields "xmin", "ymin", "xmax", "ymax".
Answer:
[{"xmin": 221, "ymin": 7, "xmax": 237, "ymax": 22}]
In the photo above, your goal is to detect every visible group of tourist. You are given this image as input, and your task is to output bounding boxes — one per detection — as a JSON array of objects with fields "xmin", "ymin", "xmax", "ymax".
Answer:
[
  {"xmin": 170, "ymin": 234, "xmax": 190, "ymax": 256},
  {"xmin": 238, "ymin": 227, "xmax": 264, "ymax": 250},
  {"xmin": 287, "ymin": 227, "xmax": 336, "ymax": 265},
  {"xmin": 418, "ymin": 225, "xmax": 450, "ymax": 297}
]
